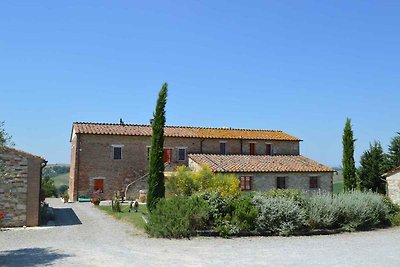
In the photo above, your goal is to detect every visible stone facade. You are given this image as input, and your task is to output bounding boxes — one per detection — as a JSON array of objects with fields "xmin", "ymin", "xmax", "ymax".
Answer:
[
  {"xmin": 69, "ymin": 133, "xmax": 301, "ymax": 201},
  {"xmin": 386, "ymin": 169, "xmax": 400, "ymax": 205},
  {"xmin": 189, "ymin": 159, "xmax": 333, "ymax": 193},
  {"xmin": 0, "ymin": 149, "xmax": 45, "ymax": 227},
  {"xmin": 240, "ymin": 172, "xmax": 332, "ymax": 193}
]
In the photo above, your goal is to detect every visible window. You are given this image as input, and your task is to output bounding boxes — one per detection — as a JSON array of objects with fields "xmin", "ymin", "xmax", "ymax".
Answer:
[
  {"xmin": 266, "ymin": 143, "xmax": 272, "ymax": 155},
  {"xmin": 309, "ymin": 176, "xmax": 319, "ymax": 189},
  {"xmin": 240, "ymin": 176, "xmax": 252, "ymax": 191},
  {"xmin": 94, "ymin": 179, "xmax": 104, "ymax": 193},
  {"xmin": 220, "ymin": 142, "xmax": 227, "ymax": 155},
  {"xmin": 163, "ymin": 148, "xmax": 173, "ymax": 163},
  {"xmin": 112, "ymin": 145, "xmax": 123, "ymax": 160},
  {"xmin": 276, "ymin": 177, "xmax": 286, "ymax": 189},
  {"xmin": 147, "ymin": 146, "xmax": 151, "ymax": 160},
  {"xmin": 249, "ymin": 143, "xmax": 255, "ymax": 155},
  {"xmin": 177, "ymin": 147, "xmax": 187, "ymax": 161}
]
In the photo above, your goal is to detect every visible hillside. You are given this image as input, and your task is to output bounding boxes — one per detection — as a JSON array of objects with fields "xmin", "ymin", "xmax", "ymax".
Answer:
[{"xmin": 43, "ymin": 164, "xmax": 70, "ymax": 188}]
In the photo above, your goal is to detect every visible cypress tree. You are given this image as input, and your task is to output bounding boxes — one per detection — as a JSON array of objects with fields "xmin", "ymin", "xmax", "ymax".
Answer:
[
  {"xmin": 147, "ymin": 83, "xmax": 168, "ymax": 212},
  {"xmin": 388, "ymin": 132, "xmax": 400, "ymax": 169},
  {"xmin": 342, "ymin": 118, "xmax": 357, "ymax": 191},
  {"xmin": 358, "ymin": 141, "xmax": 387, "ymax": 194}
]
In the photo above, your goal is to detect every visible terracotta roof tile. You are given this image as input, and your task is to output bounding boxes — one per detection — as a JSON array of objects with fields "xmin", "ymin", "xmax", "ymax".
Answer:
[
  {"xmin": 188, "ymin": 154, "xmax": 333, "ymax": 173},
  {"xmin": 2, "ymin": 147, "xmax": 46, "ymax": 161},
  {"xmin": 72, "ymin": 122, "xmax": 301, "ymax": 141}
]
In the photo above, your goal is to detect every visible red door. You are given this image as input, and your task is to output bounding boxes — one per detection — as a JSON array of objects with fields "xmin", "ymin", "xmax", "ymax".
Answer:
[{"xmin": 163, "ymin": 148, "xmax": 172, "ymax": 163}]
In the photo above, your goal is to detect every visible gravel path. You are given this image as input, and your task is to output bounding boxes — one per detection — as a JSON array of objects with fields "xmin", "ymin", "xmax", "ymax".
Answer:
[{"xmin": 1, "ymin": 198, "xmax": 400, "ymax": 266}]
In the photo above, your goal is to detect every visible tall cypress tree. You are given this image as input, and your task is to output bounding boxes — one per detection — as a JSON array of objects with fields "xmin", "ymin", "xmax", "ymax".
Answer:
[
  {"xmin": 388, "ymin": 132, "xmax": 400, "ymax": 169},
  {"xmin": 358, "ymin": 141, "xmax": 387, "ymax": 194},
  {"xmin": 342, "ymin": 118, "xmax": 357, "ymax": 191},
  {"xmin": 147, "ymin": 83, "xmax": 168, "ymax": 212}
]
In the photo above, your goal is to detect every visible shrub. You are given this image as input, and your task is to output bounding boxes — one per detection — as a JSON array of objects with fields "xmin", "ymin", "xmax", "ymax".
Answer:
[
  {"xmin": 166, "ymin": 165, "xmax": 241, "ymax": 198},
  {"xmin": 112, "ymin": 198, "xmax": 121, "ymax": 212},
  {"xmin": 263, "ymin": 189, "xmax": 306, "ymax": 207},
  {"xmin": 232, "ymin": 194, "xmax": 258, "ymax": 232},
  {"xmin": 198, "ymin": 191, "xmax": 238, "ymax": 236},
  {"xmin": 336, "ymin": 190, "xmax": 389, "ymax": 230},
  {"xmin": 146, "ymin": 196, "xmax": 210, "ymax": 238},
  {"xmin": 389, "ymin": 212, "xmax": 400, "ymax": 226},
  {"xmin": 252, "ymin": 194, "xmax": 306, "ymax": 236},
  {"xmin": 306, "ymin": 193, "xmax": 341, "ymax": 229}
]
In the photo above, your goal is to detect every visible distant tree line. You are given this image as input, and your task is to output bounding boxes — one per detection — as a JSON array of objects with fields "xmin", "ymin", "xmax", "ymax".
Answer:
[{"xmin": 342, "ymin": 118, "xmax": 400, "ymax": 193}]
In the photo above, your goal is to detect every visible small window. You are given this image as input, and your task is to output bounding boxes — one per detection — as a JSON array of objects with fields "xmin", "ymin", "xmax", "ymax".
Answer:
[
  {"xmin": 94, "ymin": 179, "xmax": 104, "ymax": 193},
  {"xmin": 266, "ymin": 143, "xmax": 272, "ymax": 155},
  {"xmin": 164, "ymin": 148, "xmax": 173, "ymax": 163},
  {"xmin": 309, "ymin": 176, "xmax": 319, "ymax": 189},
  {"xmin": 276, "ymin": 177, "xmax": 286, "ymax": 189},
  {"xmin": 240, "ymin": 176, "xmax": 252, "ymax": 191},
  {"xmin": 220, "ymin": 142, "xmax": 227, "ymax": 155},
  {"xmin": 113, "ymin": 147, "xmax": 122, "ymax": 160},
  {"xmin": 177, "ymin": 148, "xmax": 187, "ymax": 161},
  {"xmin": 249, "ymin": 143, "xmax": 255, "ymax": 155},
  {"xmin": 147, "ymin": 146, "xmax": 151, "ymax": 160}
]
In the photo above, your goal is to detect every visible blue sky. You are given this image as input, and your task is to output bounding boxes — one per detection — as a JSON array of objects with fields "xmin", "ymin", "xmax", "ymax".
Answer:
[{"xmin": 1, "ymin": 1, "xmax": 399, "ymax": 166}]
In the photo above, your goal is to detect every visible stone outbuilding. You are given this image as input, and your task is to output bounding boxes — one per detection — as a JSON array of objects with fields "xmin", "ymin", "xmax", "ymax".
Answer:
[
  {"xmin": 0, "ymin": 148, "xmax": 46, "ymax": 227},
  {"xmin": 383, "ymin": 166, "xmax": 400, "ymax": 205},
  {"xmin": 188, "ymin": 154, "xmax": 334, "ymax": 192}
]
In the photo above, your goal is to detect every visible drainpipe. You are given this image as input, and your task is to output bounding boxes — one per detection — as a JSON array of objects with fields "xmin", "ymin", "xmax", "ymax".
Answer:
[
  {"xmin": 39, "ymin": 160, "xmax": 48, "ymax": 225},
  {"xmin": 240, "ymin": 138, "xmax": 243, "ymax": 155}
]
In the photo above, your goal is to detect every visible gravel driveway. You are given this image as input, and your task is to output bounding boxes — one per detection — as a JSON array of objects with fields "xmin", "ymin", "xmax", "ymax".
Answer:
[{"xmin": 1, "ymin": 198, "xmax": 400, "ymax": 267}]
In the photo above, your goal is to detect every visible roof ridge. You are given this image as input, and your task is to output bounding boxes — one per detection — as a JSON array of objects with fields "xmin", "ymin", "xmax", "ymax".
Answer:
[{"xmin": 73, "ymin": 122, "xmax": 283, "ymax": 132}]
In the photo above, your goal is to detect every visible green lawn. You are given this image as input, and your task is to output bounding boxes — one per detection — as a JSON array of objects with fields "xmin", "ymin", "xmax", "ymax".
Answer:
[
  {"xmin": 333, "ymin": 169, "xmax": 344, "ymax": 194},
  {"xmin": 52, "ymin": 173, "xmax": 70, "ymax": 188},
  {"xmin": 97, "ymin": 204, "xmax": 149, "ymax": 231}
]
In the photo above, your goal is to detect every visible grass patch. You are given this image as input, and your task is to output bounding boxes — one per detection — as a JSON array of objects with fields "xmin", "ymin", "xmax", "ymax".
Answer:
[
  {"xmin": 333, "ymin": 181, "xmax": 344, "ymax": 194},
  {"xmin": 52, "ymin": 173, "xmax": 70, "ymax": 188},
  {"xmin": 97, "ymin": 204, "xmax": 149, "ymax": 231}
]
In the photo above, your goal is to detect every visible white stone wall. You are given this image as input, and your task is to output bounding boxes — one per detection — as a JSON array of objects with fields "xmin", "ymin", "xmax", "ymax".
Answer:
[{"xmin": 387, "ymin": 171, "xmax": 400, "ymax": 205}]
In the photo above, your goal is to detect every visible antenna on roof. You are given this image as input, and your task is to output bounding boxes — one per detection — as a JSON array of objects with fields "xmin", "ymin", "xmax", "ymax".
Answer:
[
  {"xmin": 120, "ymin": 118, "xmax": 124, "ymax": 125},
  {"xmin": 149, "ymin": 119, "xmax": 154, "ymax": 125}
]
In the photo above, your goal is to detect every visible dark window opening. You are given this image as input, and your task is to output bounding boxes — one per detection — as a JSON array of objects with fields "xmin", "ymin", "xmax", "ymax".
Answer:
[
  {"xmin": 113, "ymin": 147, "xmax": 122, "ymax": 160},
  {"xmin": 309, "ymin": 176, "xmax": 319, "ymax": 189},
  {"xmin": 220, "ymin": 142, "xmax": 226, "ymax": 155},
  {"xmin": 276, "ymin": 177, "xmax": 286, "ymax": 189},
  {"xmin": 249, "ymin": 143, "xmax": 255, "ymax": 155}
]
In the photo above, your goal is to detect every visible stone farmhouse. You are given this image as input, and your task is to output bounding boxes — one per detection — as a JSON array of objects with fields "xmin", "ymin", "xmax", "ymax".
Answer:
[
  {"xmin": 383, "ymin": 166, "xmax": 400, "ymax": 205},
  {"xmin": 0, "ymin": 148, "xmax": 46, "ymax": 227},
  {"xmin": 69, "ymin": 122, "xmax": 333, "ymax": 201}
]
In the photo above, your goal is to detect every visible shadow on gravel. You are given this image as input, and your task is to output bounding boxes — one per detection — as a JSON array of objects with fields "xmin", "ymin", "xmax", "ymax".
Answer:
[
  {"xmin": 53, "ymin": 208, "xmax": 82, "ymax": 226},
  {"xmin": 0, "ymin": 247, "xmax": 71, "ymax": 266}
]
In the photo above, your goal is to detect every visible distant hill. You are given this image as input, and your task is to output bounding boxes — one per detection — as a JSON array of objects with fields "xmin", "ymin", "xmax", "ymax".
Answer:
[{"xmin": 43, "ymin": 164, "xmax": 70, "ymax": 188}]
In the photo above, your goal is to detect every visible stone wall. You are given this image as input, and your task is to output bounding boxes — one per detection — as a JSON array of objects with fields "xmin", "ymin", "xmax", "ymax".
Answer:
[
  {"xmin": 69, "ymin": 133, "xmax": 301, "ymax": 201},
  {"xmin": 387, "ymin": 171, "xmax": 400, "ymax": 205},
  {"xmin": 241, "ymin": 172, "xmax": 333, "ymax": 193},
  {"xmin": 0, "ymin": 149, "xmax": 43, "ymax": 227}
]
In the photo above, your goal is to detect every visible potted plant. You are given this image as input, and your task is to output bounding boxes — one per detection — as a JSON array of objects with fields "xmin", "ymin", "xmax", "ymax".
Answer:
[
  {"xmin": 62, "ymin": 193, "xmax": 69, "ymax": 203},
  {"xmin": 91, "ymin": 189, "xmax": 102, "ymax": 205}
]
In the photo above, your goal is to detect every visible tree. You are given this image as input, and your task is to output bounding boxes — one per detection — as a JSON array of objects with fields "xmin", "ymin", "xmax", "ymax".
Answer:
[
  {"xmin": 388, "ymin": 132, "xmax": 400, "ymax": 169},
  {"xmin": 0, "ymin": 121, "xmax": 13, "ymax": 176},
  {"xmin": 41, "ymin": 176, "xmax": 58, "ymax": 197},
  {"xmin": 0, "ymin": 121, "xmax": 13, "ymax": 151},
  {"xmin": 342, "ymin": 118, "xmax": 357, "ymax": 191},
  {"xmin": 147, "ymin": 83, "xmax": 168, "ymax": 212},
  {"xmin": 358, "ymin": 141, "xmax": 388, "ymax": 194}
]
